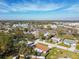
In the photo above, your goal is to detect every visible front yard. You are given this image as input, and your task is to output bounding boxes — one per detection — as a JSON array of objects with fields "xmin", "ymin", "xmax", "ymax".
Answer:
[
  {"xmin": 45, "ymin": 39, "xmax": 55, "ymax": 44},
  {"xmin": 58, "ymin": 42, "xmax": 71, "ymax": 48},
  {"xmin": 5, "ymin": 56, "xmax": 13, "ymax": 59},
  {"xmin": 46, "ymin": 48, "xmax": 79, "ymax": 59},
  {"xmin": 76, "ymin": 44, "xmax": 79, "ymax": 50}
]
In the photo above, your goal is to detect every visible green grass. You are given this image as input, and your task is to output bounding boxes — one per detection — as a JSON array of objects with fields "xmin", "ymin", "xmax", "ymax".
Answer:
[
  {"xmin": 58, "ymin": 42, "xmax": 70, "ymax": 48},
  {"xmin": 46, "ymin": 48, "xmax": 60, "ymax": 59},
  {"xmin": 6, "ymin": 56, "xmax": 13, "ymax": 59},
  {"xmin": 45, "ymin": 40, "xmax": 55, "ymax": 44},
  {"xmin": 46, "ymin": 48, "xmax": 79, "ymax": 59},
  {"xmin": 76, "ymin": 44, "xmax": 79, "ymax": 50},
  {"xmin": 41, "ymin": 53, "xmax": 47, "ymax": 56},
  {"xmin": 57, "ymin": 33, "xmax": 75, "ymax": 40}
]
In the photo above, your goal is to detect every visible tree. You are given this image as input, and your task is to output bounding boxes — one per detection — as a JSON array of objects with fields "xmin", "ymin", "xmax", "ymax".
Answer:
[
  {"xmin": 24, "ymin": 28, "xmax": 28, "ymax": 32},
  {"xmin": 25, "ymin": 34, "xmax": 35, "ymax": 41},
  {"xmin": 47, "ymin": 25, "xmax": 52, "ymax": 30},
  {"xmin": 0, "ymin": 32, "xmax": 13, "ymax": 56},
  {"xmin": 39, "ymin": 32, "xmax": 45, "ymax": 40}
]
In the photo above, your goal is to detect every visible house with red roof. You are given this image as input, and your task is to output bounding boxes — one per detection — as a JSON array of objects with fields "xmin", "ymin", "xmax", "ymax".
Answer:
[{"xmin": 35, "ymin": 43, "xmax": 49, "ymax": 53}]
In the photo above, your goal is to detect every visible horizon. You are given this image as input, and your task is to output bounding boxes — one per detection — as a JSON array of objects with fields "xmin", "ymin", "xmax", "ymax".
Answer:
[{"xmin": 0, "ymin": 0, "xmax": 79, "ymax": 20}]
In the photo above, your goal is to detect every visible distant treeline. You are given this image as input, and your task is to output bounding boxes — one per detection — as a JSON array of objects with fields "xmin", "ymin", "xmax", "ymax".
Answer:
[{"xmin": 0, "ymin": 20, "xmax": 79, "ymax": 24}]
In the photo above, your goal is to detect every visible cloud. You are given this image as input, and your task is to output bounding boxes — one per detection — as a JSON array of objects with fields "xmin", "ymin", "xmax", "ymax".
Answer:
[
  {"xmin": 63, "ymin": 4, "xmax": 79, "ymax": 12},
  {"xmin": 0, "ymin": 2, "xmax": 11, "ymax": 13},
  {"xmin": 0, "ymin": 0, "xmax": 79, "ymax": 13},
  {"xmin": 0, "ymin": 1, "xmax": 66, "ymax": 13},
  {"xmin": 0, "ymin": 9, "xmax": 9, "ymax": 13},
  {"xmin": 11, "ymin": 3, "xmax": 64, "ymax": 12},
  {"xmin": 0, "ymin": 2, "xmax": 10, "ymax": 8}
]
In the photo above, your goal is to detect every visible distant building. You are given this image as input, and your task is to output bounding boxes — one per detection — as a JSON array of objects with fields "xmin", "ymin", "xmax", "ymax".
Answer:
[
  {"xmin": 43, "ymin": 24, "xmax": 57, "ymax": 29},
  {"xmin": 12, "ymin": 23, "xmax": 28, "ymax": 28},
  {"xmin": 50, "ymin": 24, "xmax": 57, "ymax": 29}
]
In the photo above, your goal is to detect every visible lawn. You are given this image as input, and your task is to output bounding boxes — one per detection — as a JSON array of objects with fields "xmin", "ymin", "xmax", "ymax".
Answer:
[
  {"xmin": 45, "ymin": 40, "xmax": 55, "ymax": 44},
  {"xmin": 58, "ymin": 42, "xmax": 70, "ymax": 48},
  {"xmin": 46, "ymin": 48, "xmax": 79, "ymax": 59},
  {"xmin": 5, "ymin": 56, "xmax": 13, "ymax": 59},
  {"xmin": 76, "ymin": 44, "xmax": 79, "ymax": 50},
  {"xmin": 57, "ymin": 33, "xmax": 75, "ymax": 40}
]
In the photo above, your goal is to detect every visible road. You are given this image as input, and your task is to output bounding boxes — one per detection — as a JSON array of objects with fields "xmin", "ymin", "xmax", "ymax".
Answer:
[{"xmin": 35, "ymin": 39, "xmax": 78, "ymax": 53}]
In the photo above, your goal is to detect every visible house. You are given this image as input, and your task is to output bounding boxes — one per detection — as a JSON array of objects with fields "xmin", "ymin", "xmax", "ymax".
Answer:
[
  {"xmin": 51, "ymin": 37, "xmax": 61, "ymax": 43},
  {"xmin": 31, "ymin": 56, "xmax": 45, "ymax": 59},
  {"xmin": 44, "ymin": 32, "xmax": 50, "ymax": 37},
  {"xmin": 50, "ymin": 24, "xmax": 57, "ymax": 29},
  {"xmin": 64, "ymin": 39, "xmax": 76, "ymax": 46},
  {"xmin": 31, "ymin": 30, "xmax": 39, "ymax": 38},
  {"xmin": 44, "ymin": 31, "xmax": 56, "ymax": 38},
  {"xmin": 19, "ymin": 54, "xmax": 25, "ymax": 59},
  {"xmin": 48, "ymin": 30, "xmax": 56, "ymax": 36},
  {"xmin": 27, "ymin": 41, "xmax": 34, "ymax": 47},
  {"xmin": 35, "ymin": 43, "xmax": 49, "ymax": 53},
  {"xmin": 43, "ymin": 24, "xmax": 57, "ymax": 29}
]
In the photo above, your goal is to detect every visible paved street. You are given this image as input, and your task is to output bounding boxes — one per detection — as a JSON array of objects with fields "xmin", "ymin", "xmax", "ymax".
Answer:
[{"xmin": 35, "ymin": 39, "xmax": 78, "ymax": 53}]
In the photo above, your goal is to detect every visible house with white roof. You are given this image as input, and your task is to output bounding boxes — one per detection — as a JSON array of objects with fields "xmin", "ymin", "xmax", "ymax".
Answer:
[
  {"xmin": 50, "ymin": 24, "xmax": 57, "ymax": 29},
  {"xmin": 51, "ymin": 37, "xmax": 61, "ymax": 43},
  {"xmin": 44, "ymin": 32, "xmax": 50, "ymax": 37}
]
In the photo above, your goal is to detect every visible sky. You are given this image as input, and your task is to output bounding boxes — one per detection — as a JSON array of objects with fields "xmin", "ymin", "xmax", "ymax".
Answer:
[{"xmin": 0, "ymin": 0, "xmax": 79, "ymax": 20}]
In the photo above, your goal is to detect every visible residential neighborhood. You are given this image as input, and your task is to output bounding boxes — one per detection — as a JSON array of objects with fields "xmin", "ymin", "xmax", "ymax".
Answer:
[{"xmin": 0, "ymin": 21, "xmax": 79, "ymax": 59}]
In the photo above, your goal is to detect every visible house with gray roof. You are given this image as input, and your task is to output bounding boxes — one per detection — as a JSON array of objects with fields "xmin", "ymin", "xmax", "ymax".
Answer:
[{"xmin": 64, "ymin": 39, "xmax": 76, "ymax": 46}]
